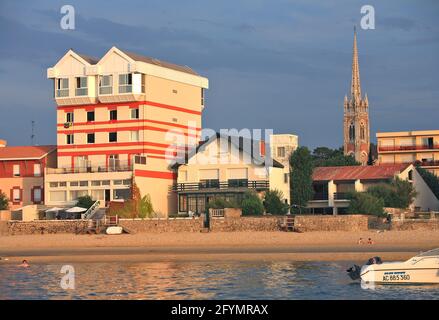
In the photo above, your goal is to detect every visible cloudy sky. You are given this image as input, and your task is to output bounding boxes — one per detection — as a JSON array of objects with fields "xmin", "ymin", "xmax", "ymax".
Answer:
[{"xmin": 0, "ymin": 0, "xmax": 438, "ymax": 149}]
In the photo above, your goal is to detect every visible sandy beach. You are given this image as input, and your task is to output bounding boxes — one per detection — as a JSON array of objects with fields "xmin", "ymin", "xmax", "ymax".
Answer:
[{"xmin": 1, "ymin": 230, "xmax": 438, "ymax": 264}]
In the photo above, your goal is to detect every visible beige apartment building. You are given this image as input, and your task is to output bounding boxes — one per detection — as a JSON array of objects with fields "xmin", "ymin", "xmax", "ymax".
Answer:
[
  {"xmin": 172, "ymin": 133, "xmax": 292, "ymax": 214},
  {"xmin": 45, "ymin": 47, "xmax": 208, "ymax": 215},
  {"xmin": 376, "ymin": 130, "xmax": 439, "ymax": 176}
]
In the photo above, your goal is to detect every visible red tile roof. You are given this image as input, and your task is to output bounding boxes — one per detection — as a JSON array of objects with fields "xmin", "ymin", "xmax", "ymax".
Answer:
[
  {"xmin": 0, "ymin": 145, "xmax": 56, "ymax": 160},
  {"xmin": 313, "ymin": 164, "xmax": 411, "ymax": 181}
]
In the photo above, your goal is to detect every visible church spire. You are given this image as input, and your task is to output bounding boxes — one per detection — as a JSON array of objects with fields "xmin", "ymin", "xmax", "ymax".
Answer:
[{"xmin": 351, "ymin": 26, "xmax": 361, "ymax": 101}]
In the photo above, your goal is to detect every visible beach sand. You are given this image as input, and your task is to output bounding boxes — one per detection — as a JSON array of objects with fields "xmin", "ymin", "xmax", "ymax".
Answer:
[{"xmin": 1, "ymin": 230, "xmax": 438, "ymax": 264}]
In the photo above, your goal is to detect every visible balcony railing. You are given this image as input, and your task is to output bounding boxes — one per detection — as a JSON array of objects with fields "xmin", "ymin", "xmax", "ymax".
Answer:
[
  {"xmin": 47, "ymin": 162, "xmax": 133, "ymax": 175},
  {"xmin": 99, "ymin": 86, "xmax": 113, "ymax": 95},
  {"xmin": 379, "ymin": 144, "xmax": 439, "ymax": 152},
  {"xmin": 119, "ymin": 85, "xmax": 132, "ymax": 93},
  {"xmin": 56, "ymin": 89, "xmax": 69, "ymax": 97},
  {"xmin": 312, "ymin": 192, "xmax": 329, "ymax": 200},
  {"xmin": 173, "ymin": 180, "xmax": 269, "ymax": 192},
  {"xmin": 333, "ymin": 192, "xmax": 351, "ymax": 200},
  {"xmin": 416, "ymin": 160, "xmax": 439, "ymax": 167},
  {"xmin": 75, "ymin": 88, "xmax": 88, "ymax": 96}
]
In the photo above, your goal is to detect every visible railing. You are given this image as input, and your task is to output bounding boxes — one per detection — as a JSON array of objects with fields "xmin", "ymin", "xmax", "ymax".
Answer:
[
  {"xmin": 173, "ymin": 180, "xmax": 269, "ymax": 192},
  {"xmin": 56, "ymin": 89, "xmax": 69, "ymax": 97},
  {"xmin": 416, "ymin": 160, "xmax": 439, "ymax": 167},
  {"xmin": 210, "ymin": 208, "xmax": 225, "ymax": 218},
  {"xmin": 119, "ymin": 85, "xmax": 132, "ymax": 93},
  {"xmin": 99, "ymin": 86, "xmax": 112, "ymax": 95},
  {"xmin": 312, "ymin": 192, "xmax": 328, "ymax": 201},
  {"xmin": 379, "ymin": 144, "xmax": 439, "ymax": 152},
  {"xmin": 333, "ymin": 192, "xmax": 351, "ymax": 200},
  {"xmin": 75, "ymin": 88, "xmax": 88, "ymax": 96},
  {"xmin": 47, "ymin": 162, "xmax": 133, "ymax": 174},
  {"xmin": 82, "ymin": 200, "xmax": 101, "ymax": 220}
]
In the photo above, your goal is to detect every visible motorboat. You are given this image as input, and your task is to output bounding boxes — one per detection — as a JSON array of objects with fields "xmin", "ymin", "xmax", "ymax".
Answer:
[{"xmin": 347, "ymin": 248, "xmax": 439, "ymax": 284}]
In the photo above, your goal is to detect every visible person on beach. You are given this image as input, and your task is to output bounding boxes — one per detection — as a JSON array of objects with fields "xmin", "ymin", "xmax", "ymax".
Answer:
[
  {"xmin": 18, "ymin": 259, "xmax": 30, "ymax": 268},
  {"xmin": 367, "ymin": 238, "xmax": 374, "ymax": 245},
  {"xmin": 358, "ymin": 238, "xmax": 363, "ymax": 244}
]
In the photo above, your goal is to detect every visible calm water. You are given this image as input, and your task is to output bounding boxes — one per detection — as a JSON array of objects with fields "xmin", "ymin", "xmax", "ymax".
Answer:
[{"xmin": 0, "ymin": 261, "xmax": 438, "ymax": 300}]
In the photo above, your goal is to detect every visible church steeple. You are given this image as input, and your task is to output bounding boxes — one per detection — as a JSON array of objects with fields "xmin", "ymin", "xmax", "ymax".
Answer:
[
  {"xmin": 343, "ymin": 27, "xmax": 370, "ymax": 166},
  {"xmin": 351, "ymin": 26, "xmax": 361, "ymax": 101}
]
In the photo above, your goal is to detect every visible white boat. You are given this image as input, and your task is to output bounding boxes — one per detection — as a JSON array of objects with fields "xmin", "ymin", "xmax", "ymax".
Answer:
[
  {"xmin": 106, "ymin": 226, "xmax": 123, "ymax": 235},
  {"xmin": 347, "ymin": 248, "xmax": 439, "ymax": 284}
]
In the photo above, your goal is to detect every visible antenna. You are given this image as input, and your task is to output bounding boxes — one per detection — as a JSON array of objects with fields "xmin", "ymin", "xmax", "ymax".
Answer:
[{"xmin": 31, "ymin": 120, "xmax": 35, "ymax": 145}]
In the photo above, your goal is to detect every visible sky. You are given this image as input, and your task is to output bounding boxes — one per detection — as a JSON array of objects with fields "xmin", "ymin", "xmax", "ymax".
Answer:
[{"xmin": 0, "ymin": 0, "xmax": 438, "ymax": 149}]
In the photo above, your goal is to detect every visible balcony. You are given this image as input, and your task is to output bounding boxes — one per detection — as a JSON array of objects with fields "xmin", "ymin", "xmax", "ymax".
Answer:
[
  {"xmin": 173, "ymin": 180, "xmax": 269, "ymax": 192},
  {"xmin": 47, "ymin": 161, "xmax": 133, "ymax": 175},
  {"xmin": 75, "ymin": 87, "xmax": 88, "ymax": 96},
  {"xmin": 378, "ymin": 144, "xmax": 439, "ymax": 152},
  {"xmin": 415, "ymin": 160, "xmax": 439, "ymax": 167},
  {"xmin": 312, "ymin": 192, "xmax": 329, "ymax": 201},
  {"xmin": 333, "ymin": 192, "xmax": 351, "ymax": 200}
]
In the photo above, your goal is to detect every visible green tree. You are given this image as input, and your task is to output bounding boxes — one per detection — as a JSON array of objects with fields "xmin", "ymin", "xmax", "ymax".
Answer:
[
  {"xmin": 207, "ymin": 198, "xmax": 239, "ymax": 209},
  {"xmin": 347, "ymin": 191, "xmax": 385, "ymax": 217},
  {"xmin": 415, "ymin": 165, "xmax": 439, "ymax": 199},
  {"xmin": 138, "ymin": 194, "xmax": 154, "ymax": 218},
  {"xmin": 312, "ymin": 146, "xmax": 360, "ymax": 167},
  {"xmin": 0, "ymin": 191, "xmax": 9, "ymax": 210},
  {"xmin": 289, "ymin": 146, "xmax": 314, "ymax": 213},
  {"xmin": 76, "ymin": 195, "xmax": 95, "ymax": 209},
  {"xmin": 241, "ymin": 191, "xmax": 264, "ymax": 216},
  {"xmin": 263, "ymin": 189, "xmax": 288, "ymax": 214},
  {"xmin": 367, "ymin": 178, "xmax": 417, "ymax": 209}
]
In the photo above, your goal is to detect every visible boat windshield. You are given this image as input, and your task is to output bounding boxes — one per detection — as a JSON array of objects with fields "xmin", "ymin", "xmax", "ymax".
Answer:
[{"xmin": 416, "ymin": 248, "xmax": 439, "ymax": 257}]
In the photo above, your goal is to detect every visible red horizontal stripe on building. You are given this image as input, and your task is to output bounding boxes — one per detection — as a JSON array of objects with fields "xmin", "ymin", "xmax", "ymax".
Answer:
[
  {"xmin": 57, "ymin": 101, "xmax": 201, "ymax": 115},
  {"xmin": 134, "ymin": 169, "xmax": 176, "ymax": 180},
  {"xmin": 58, "ymin": 148, "xmax": 178, "ymax": 157},
  {"xmin": 57, "ymin": 119, "xmax": 201, "ymax": 131},
  {"xmin": 57, "ymin": 141, "xmax": 189, "ymax": 150},
  {"xmin": 57, "ymin": 125, "xmax": 199, "ymax": 138}
]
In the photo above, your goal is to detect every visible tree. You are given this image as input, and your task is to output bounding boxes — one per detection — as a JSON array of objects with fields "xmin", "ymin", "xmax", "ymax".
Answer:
[
  {"xmin": 241, "ymin": 191, "xmax": 264, "ymax": 216},
  {"xmin": 263, "ymin": 189, "xmax": 288, "ymax": 214},
  {"xmin": 76, "ymin": 195, "xmax": 94, "ymax": 209},
  {"xmin": 289, "ymin": 146, "xmax": 314, "ymax": 213},
  {"xmin": 367, "ymin": 178, "xmax": 417, "ymax": 209},
  {"xmin": 312, "ymin": 146, "xmax": 360, "ymax": 167},
  {"xmin": 415, "ymin": 165, "xmax": 439, "ymax": 200},
  {"xmin": 207, "ymin": 198, "xmax": 239, "ymax": 209},
  {"xmin": 347, "ymin": 191, "xmax": 385, "ymax": 217},
  {"xmin": 0, "ymin": 191, "xmax": 9, "ymax": 210}
]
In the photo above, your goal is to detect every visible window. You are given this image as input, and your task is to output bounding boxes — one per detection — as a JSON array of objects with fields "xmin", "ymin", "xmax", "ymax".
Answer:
[
  {"xmin": 13, "ymin": 164, "xmax": 20, "ymax": 177},
  {"xmin": 87, "ymin": 111, "xmax": 95, "ymax": 122},
  {"xmin": 360, "ymin": 123, "xmax": 366, "ymax": 141},
  {"xmin": 133, "ymin": 155, "xmax": 147, "ymax": 165},
  {"xmin": 349, "ymin": 123, "xmax": 355, "ymax": 142},
  {"xmin": 33, "ymin": 188, "xmax": 42, "ymax": 203},
  {"xmin": 109, "ymin": 132, "xmax": 117, "ymax": 142},
  {"xmin": 284, "ymin": 173, "xmax": 289, "ymax": 183},
  {"xmin": 91, "ymin": 181, "xmax": 101, "ymax": 186},
  {"xmin": 49, "ymin": 191, "xmax": 66, "ymax": 202},
  {"xmin": 109, "ymin": 155, "xmax": 119, "ymax": 169},
  {"xmin": 113, "ymin": 180, "xmax": 123, "ymax": 185},
  {"xmin": 408, "ymin": 170, "xmax": 413, "ymax": 181},
  {"xmin": 119, "ymin": 74, "xmax": 132, "ymax": 93},
  {"xmin": 66, "ymin": 112, "xmax": 74, "ymax": 123},
  {"xmin": 228, "ymin": 179, "xmax": 248, "ymax": 188},
  {"xmin": 12, "ymin": 188, "xmax": 21, "ymax": 202},
  {"xmin": 130, "ymin": 108, "xmax": 139, "ymax": 119},
  {"xmin": 75, "ymin": 77, "xmax": 88, "ymax": 96},
  {"xmin": 66, "ymin": 134, "xmax": 74, "ymax": 145},
  {"xmin": 99, "ymin": 75, "xmax": 113, "ymax": 94},
  {"xmin": 201, "ymin": 88, "xmax": 204, "ymax": 106},
  {"xmin": 277, "ymin": 147, "xmax": 285, "ymax": 158},
  {"xmin": 87, "ymin": 133, "xmax": 95, "ymax": 144},
  {"xmin": 49, "ymin": 182, "xmax": 58, "ymax": 188},
  {"xmin": 70, "ymin": 181, "xmax": 79, "ymax": 187},
  {"xmin": 131, "ymin": 131, "xmax": 139, "ymax": 142},
  {"xmin": 56, "ymin": 78, "xmax": 69, "ymax": 97},
  {"xmin": 109, "ymin": 109, "xmax": 117, "ymax": 121},
  {"xmin": 59, "ymin": 181, "xmax": 67, "ymax": 187},
  {"xmin": 34, "ymin": 164, "xmax": 41, "ymax": 177},
  {"xmin": 102, "ymin": 180, "xmax": 110, "ymax": 186},
  {"xmin": 79, "ymin": 181, "xmax": 89, "ymax": 187},
  {"xmin": 200, "ymin": 179, "xmax": 220, "ymax": 189}
]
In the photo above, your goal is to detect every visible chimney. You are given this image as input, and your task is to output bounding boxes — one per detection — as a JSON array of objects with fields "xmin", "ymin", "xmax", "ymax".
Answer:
[{"xmin": 0, "ymin": 139, "xmax": 6, "ymax": 147}]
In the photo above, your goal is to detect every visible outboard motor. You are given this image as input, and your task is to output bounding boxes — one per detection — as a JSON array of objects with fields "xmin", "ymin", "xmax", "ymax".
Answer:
[
  {"xmin": 366, "ymin": 256, "xmax": 382, "ymax": 265},
  {"xmin": 346, "ymin": 264, "xmax": 362, "ymax": 280}
]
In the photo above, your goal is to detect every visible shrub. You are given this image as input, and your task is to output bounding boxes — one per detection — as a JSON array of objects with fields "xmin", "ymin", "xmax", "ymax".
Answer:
[
  {"xmin": 207, "ymin": 198, "xmax": 240, "ymax": 209},
  {"xmin": 111, "ymin": 194, "xmax": 155, "ymax": 219},
  {"xmin": 241, "ymin": 191, "xmax": 264, "ymax": 216},
  {"xmin": 0, "ymin": 191, "xmax": 9, "ymax": 210},
  {"xmin": 346, "ymin": 191, "xmax": 385, "ymax": 217},
  {"xmin": 76, "ymin": 195, "xmax": 95, "ymax": 209},
  {"xmin": 289, "ymin": 146, "xmax": 314, "ymax": 213},
  {"xmin": 367, "ymin": 178, "xmax": 417, "ymax": 209},
  {"xmin": 263, "ymin": 189, "xmax": 289, "ymax": 214}
]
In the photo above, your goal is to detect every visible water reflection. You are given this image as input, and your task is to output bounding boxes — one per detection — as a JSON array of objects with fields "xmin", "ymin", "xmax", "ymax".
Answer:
[{"xmin": 0, "ymin": 261, "xmax": 438, "ymax": 300}]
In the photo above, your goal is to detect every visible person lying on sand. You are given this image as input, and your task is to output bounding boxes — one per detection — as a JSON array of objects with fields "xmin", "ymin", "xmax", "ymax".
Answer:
[
  {"xmin": 358, "ymin": 238, "xmax": 364, "ymax": 244},
  {"xmin": 367, "ymin": 238, "xmax": 374, "ymax": 245},
  {"xmin": 18, "ymin": 259, "xmax": 30, "ymax": 268}
]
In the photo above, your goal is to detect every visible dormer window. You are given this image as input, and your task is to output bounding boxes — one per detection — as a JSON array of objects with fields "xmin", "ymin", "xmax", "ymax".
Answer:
[
  {"xmin": 119, "ymin": 74, "xmax": 132, "ymax": 93},
  {"xmin": 56, "ymin": 78, "xmax": 69, "ymax": 97},
  {"xmin": 99, "ymin": 75, "xmax": 113, "ymax": 94},
  {"xmin": 75, "ymin": 77, "xmax": 88, "ymax": 96}
]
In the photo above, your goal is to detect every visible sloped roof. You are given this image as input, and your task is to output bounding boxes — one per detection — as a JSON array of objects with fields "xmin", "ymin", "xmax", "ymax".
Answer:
[
  {"xmin": 0, "ymin": 145, "xmax": 56, "ymax": 160},
  {"xmin": 313, "ymin": 164, "xmax": 411, "ymax": 181},
  {"xmin": 173, "ymin": 133, "xmax": 283, "ymax": 169},
  {"xmin": 122, "ymin": 49, "xmax": 199, "ymax": 76},
  {"xmin": 76, "ymin": 52, "xmax": 99, "ymax": 64}
]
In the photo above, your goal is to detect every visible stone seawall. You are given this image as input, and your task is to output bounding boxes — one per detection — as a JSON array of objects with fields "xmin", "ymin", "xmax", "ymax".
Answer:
[
  {"xmin": 294, "ymin": 215, "xmax": 369, "ymax": 232},
  {"xmin": 7, "ymin": 220, "xmax": 88, "ymax": 235},
  {"xmin": 391, "ymin": 219, "xmax": 439, "ymax": 231}
]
